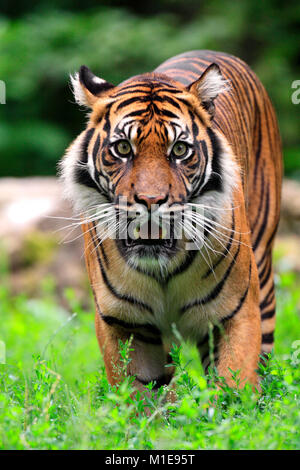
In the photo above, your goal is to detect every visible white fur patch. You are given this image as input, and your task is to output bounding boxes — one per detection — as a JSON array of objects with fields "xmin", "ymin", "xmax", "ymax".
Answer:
[
  {"xmin": 92, "ymin": 76, "xmax": 106, "ymax": 85},
  {"xmin": 197, "ymin": 67, "xmax": 230, "ymax": 102},
  {"xmin": 70, "ymin": 73, "xmax": 90, "ymax": 107},
  {"xmin": 70, "ymin": 73, "xmax": 107, "ymax": 107}
]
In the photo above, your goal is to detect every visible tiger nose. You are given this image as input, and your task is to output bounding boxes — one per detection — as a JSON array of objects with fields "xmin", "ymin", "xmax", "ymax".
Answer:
[{"xmin": 134, "ymin": 193, "xmax": 168, "ymax": 210}]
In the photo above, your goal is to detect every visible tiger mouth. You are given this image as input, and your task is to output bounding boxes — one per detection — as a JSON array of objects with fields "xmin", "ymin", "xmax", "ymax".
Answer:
[
  {"xmin": 119, "ymin": 220, "xmax": 177, "ymax": 254},
  {"xmin": 120, "ymin": 237, "xmax": 177, "ymax": 261},
  {"xmin": 123, "ymin": 235, "xmax": 176, "ymax": 249}
]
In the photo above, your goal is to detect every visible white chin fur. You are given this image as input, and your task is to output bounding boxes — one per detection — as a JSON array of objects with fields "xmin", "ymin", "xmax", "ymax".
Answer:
[{"xmin": 128, "ymin": 253, "xmax": 171, "ymax": 276}]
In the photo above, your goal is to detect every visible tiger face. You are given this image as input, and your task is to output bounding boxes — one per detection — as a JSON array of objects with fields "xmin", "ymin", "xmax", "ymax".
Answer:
[{"xmin": 61, "ymin": 64, "xmax": 234, "ymax": 270}]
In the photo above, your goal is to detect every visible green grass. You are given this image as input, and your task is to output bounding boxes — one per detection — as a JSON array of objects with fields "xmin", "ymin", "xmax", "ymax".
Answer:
[{"xmin": 0, "ymin": 268, "xmax": 300, "ymax": 450}]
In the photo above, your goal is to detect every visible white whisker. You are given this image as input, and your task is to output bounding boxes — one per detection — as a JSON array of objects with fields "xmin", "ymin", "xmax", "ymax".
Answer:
[
  {"xmin": 183, "ymin": 214, "xmax": 235, "ymax": 260},
  {"xmin": 186, "ymin": 202, "xmax": 240, "ymax": 212}
]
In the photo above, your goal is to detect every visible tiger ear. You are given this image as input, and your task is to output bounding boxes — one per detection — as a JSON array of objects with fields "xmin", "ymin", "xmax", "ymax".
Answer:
[
  {"xmin": 70, "ymin": 65, "xmax": 114, "ymax": 108},
  {"xmin": 187, "ymin": 63, "xmax": 229, "ymax": 118}
]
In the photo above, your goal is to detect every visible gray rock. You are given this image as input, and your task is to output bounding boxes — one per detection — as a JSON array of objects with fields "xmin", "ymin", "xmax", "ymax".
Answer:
[{"xmin": 0, "ymin": 177, "xmax": 89, "ymax": 306}]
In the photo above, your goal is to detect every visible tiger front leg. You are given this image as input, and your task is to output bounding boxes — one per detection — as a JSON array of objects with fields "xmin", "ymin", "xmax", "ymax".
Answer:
[
  {"xmin": 203, "ymin": 269, "xmax": 261, "ymax": 389},
  {"xmin": 95, "ymin": 312, "xmax": 174, "ymax": 409},
  {"xmin": 215, "ymin": 308, "xmax": 261, "ymax": 390},
  {"xmin": 197, "ymin": 252, "xmax": 262, "ymax": 389}
]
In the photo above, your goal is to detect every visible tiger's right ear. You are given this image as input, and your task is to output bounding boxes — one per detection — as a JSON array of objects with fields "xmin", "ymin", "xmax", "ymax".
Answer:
[
  {"xmin": 70, "ymin": 65, "xmax": 114, "ymax": 108},
  {"xmin": 187, "ymin": 63, "xmax": 229, "ymax": 118}
]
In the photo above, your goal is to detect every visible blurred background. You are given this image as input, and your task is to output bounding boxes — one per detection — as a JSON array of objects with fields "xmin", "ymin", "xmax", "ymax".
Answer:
[
  {"xmin": 1, "ymin": 3, "xmax": 299, "ymax": 449},
  {"xmin": 0, "ymin": 0, "xmax": 299, "ymax": 303}
]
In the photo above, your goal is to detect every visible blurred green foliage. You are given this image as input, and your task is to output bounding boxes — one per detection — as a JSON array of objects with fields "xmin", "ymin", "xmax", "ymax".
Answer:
[{"xmin": 0, "ymin": 0, "xmax": 299, "ymax": 177}]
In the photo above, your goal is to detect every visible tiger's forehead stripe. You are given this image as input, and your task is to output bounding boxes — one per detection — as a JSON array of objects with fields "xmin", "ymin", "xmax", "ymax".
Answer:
[
  {"xmin": 112, "ymin": 84, "xmax": 180, "ymax": 98},
  {"xmin": 105, "ymin": 88, "xmax": 203, "ymax": 146},
  {"xmin": 111, "ymin": 82, "xmax": 190, "ymax": 112},
  {"xmin": 113, "ymin": 95, "xmax": 187, "ymax": 117}
]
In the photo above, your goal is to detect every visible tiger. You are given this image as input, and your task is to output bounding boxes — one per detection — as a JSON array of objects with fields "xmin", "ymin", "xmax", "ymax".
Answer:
[{"xmin": 60, "ymin": 50, "xmax": 282, "ymax": 395}]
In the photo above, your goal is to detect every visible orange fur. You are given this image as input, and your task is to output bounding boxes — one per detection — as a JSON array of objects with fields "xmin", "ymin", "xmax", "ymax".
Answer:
[{"xmin": 61, "ymin": 50, "xmax": 282, "ymax": 397}]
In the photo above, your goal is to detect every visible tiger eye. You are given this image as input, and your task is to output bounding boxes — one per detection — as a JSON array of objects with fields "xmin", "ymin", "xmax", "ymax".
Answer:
[
  {"xmin": 172, "ymin": 141, "xmax": 188, "ymax": 158},
  {"xmin": 116, "ymin": 140, "xmax": 131, "ymax": 156}
]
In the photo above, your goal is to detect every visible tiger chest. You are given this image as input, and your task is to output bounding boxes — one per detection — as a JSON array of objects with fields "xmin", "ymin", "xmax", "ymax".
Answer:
[{"xmin": 96, "ymin": 248, "xmax": 225, "ymax": 345}]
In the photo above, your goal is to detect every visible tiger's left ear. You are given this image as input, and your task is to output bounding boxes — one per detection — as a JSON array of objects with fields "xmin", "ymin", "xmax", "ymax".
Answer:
[
  {"xmin": 70, "ymin": 65, "xmax": 114, "ymax": 108},
  {"xmin": 187, "ymin": 63, "xmax": 229, "ymax": 118}
]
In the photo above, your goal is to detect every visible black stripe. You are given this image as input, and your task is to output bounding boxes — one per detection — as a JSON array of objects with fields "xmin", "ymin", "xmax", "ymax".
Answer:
[
  {"xmin": 200, "ymin": 140, "xmax": 209, "ymax": 167},
  {"xmin": 100, "ymin": 243, "xmax": 109, "ymax": 268},
  {"xmin": 258, "ymin": 253, "xmax": 270, "ymax": 280},
  {"xmin": 252, "ymin": 183, "xmax": 270, "ymax": 251},
  {"xmin": 123, "ymin": 109, "xmax": 147, "ymax": 119},
  {"xmin": 262, "ymin": 332, "xmax": 274, "ymax": 344},
  {"xmin": 101, "ymin": 315, "xmax": 162, "ymax": 345},
  {"xmin": 260, "ymin": 294, "xmax": 275, "ymax": 311},
  {"xmin": 113, "ymin": 83, "xmax": 152, "ymax": 95},
  {"xmin": 257, "ymin": 248, "xmax": 270, "ymax": 271},
  {"xmin": 80, "ymin": 127, "xmax": 95, "ymax": 164},
  {"xmin": 92, "ymin": 134, "xmax": 100, "ymax": 164},
  {"xmin": 253, "ymin": 106, "xmax": 262, "ymax": 189},
  {"xmin": 164, "ymin": 250, "xmax": 198, "ymax": 284},
  {"xmin": 100, "ymin": 315, "xmax": 160, "ymax": 335},
  {"xmin": 154, "ymin": 94, "xmax": 182, "ymax": 110},
  {"xmin": 260, "ymin": 283, "xmax": 275, "ymax": 310},
  {"xmin": 91, "ymin": 223, "xmax": 154, "ymax": 315},
  {"xmin": 116, "ymin": 96, "xmax": 149, "ymax": 110},
  {"xmin": 113, "ymin": 85, "xmax": 182, "ymax": 100},
  {"xmin": 74, "ymin": 128, "xmax": 102, "ymax": 192},
  {"xmin": 198, "ymin": 127, "xmax": 223, "ymax": 195},
  {"xmin": 256, "ymin": 222, "xmax": 278, "ymax": 269},
  {"xmin": 221, "ymin": 262, "xmax": 252, "ymax": 322},
  {"xmin": 181, "ymin": 238, "xmax": 241, "ymax": 314},
  {"xmin": 261, "ymin": 309, "xmax": 275, "ymax": 320},
  {"xmin": 188, "ymin": 109, "xmax": 199, "ymax": 137},
  {"xmin": 252, "ymin": 168, "xmax": 265, "ymax": 228},
  {"xmin": 74, "ymin": 166, "xmax": 101, "ymax": 192},
  {"xmin": 154, "ymin": 87, "xmax": 182, "ymax": 94},
  {"xmin": 202, "ymin": 208, "xmax": 235, "ymax": 279},
  {"xmin": 259, "ymin": 259, "xmax": 272, "ymax": 290},
  {"xmin": 160, "ymin": 109, "xmax": 178, "ymax": 119},
  {"xmin": 188, "ymin": 141, "xmax": 207, "ymax": 197}
]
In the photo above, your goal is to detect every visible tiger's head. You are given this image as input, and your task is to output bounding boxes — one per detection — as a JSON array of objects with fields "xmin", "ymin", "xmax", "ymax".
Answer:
[{"xmin": 61, "ymin": 64, "xmax": 236, "ymax": 271}]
